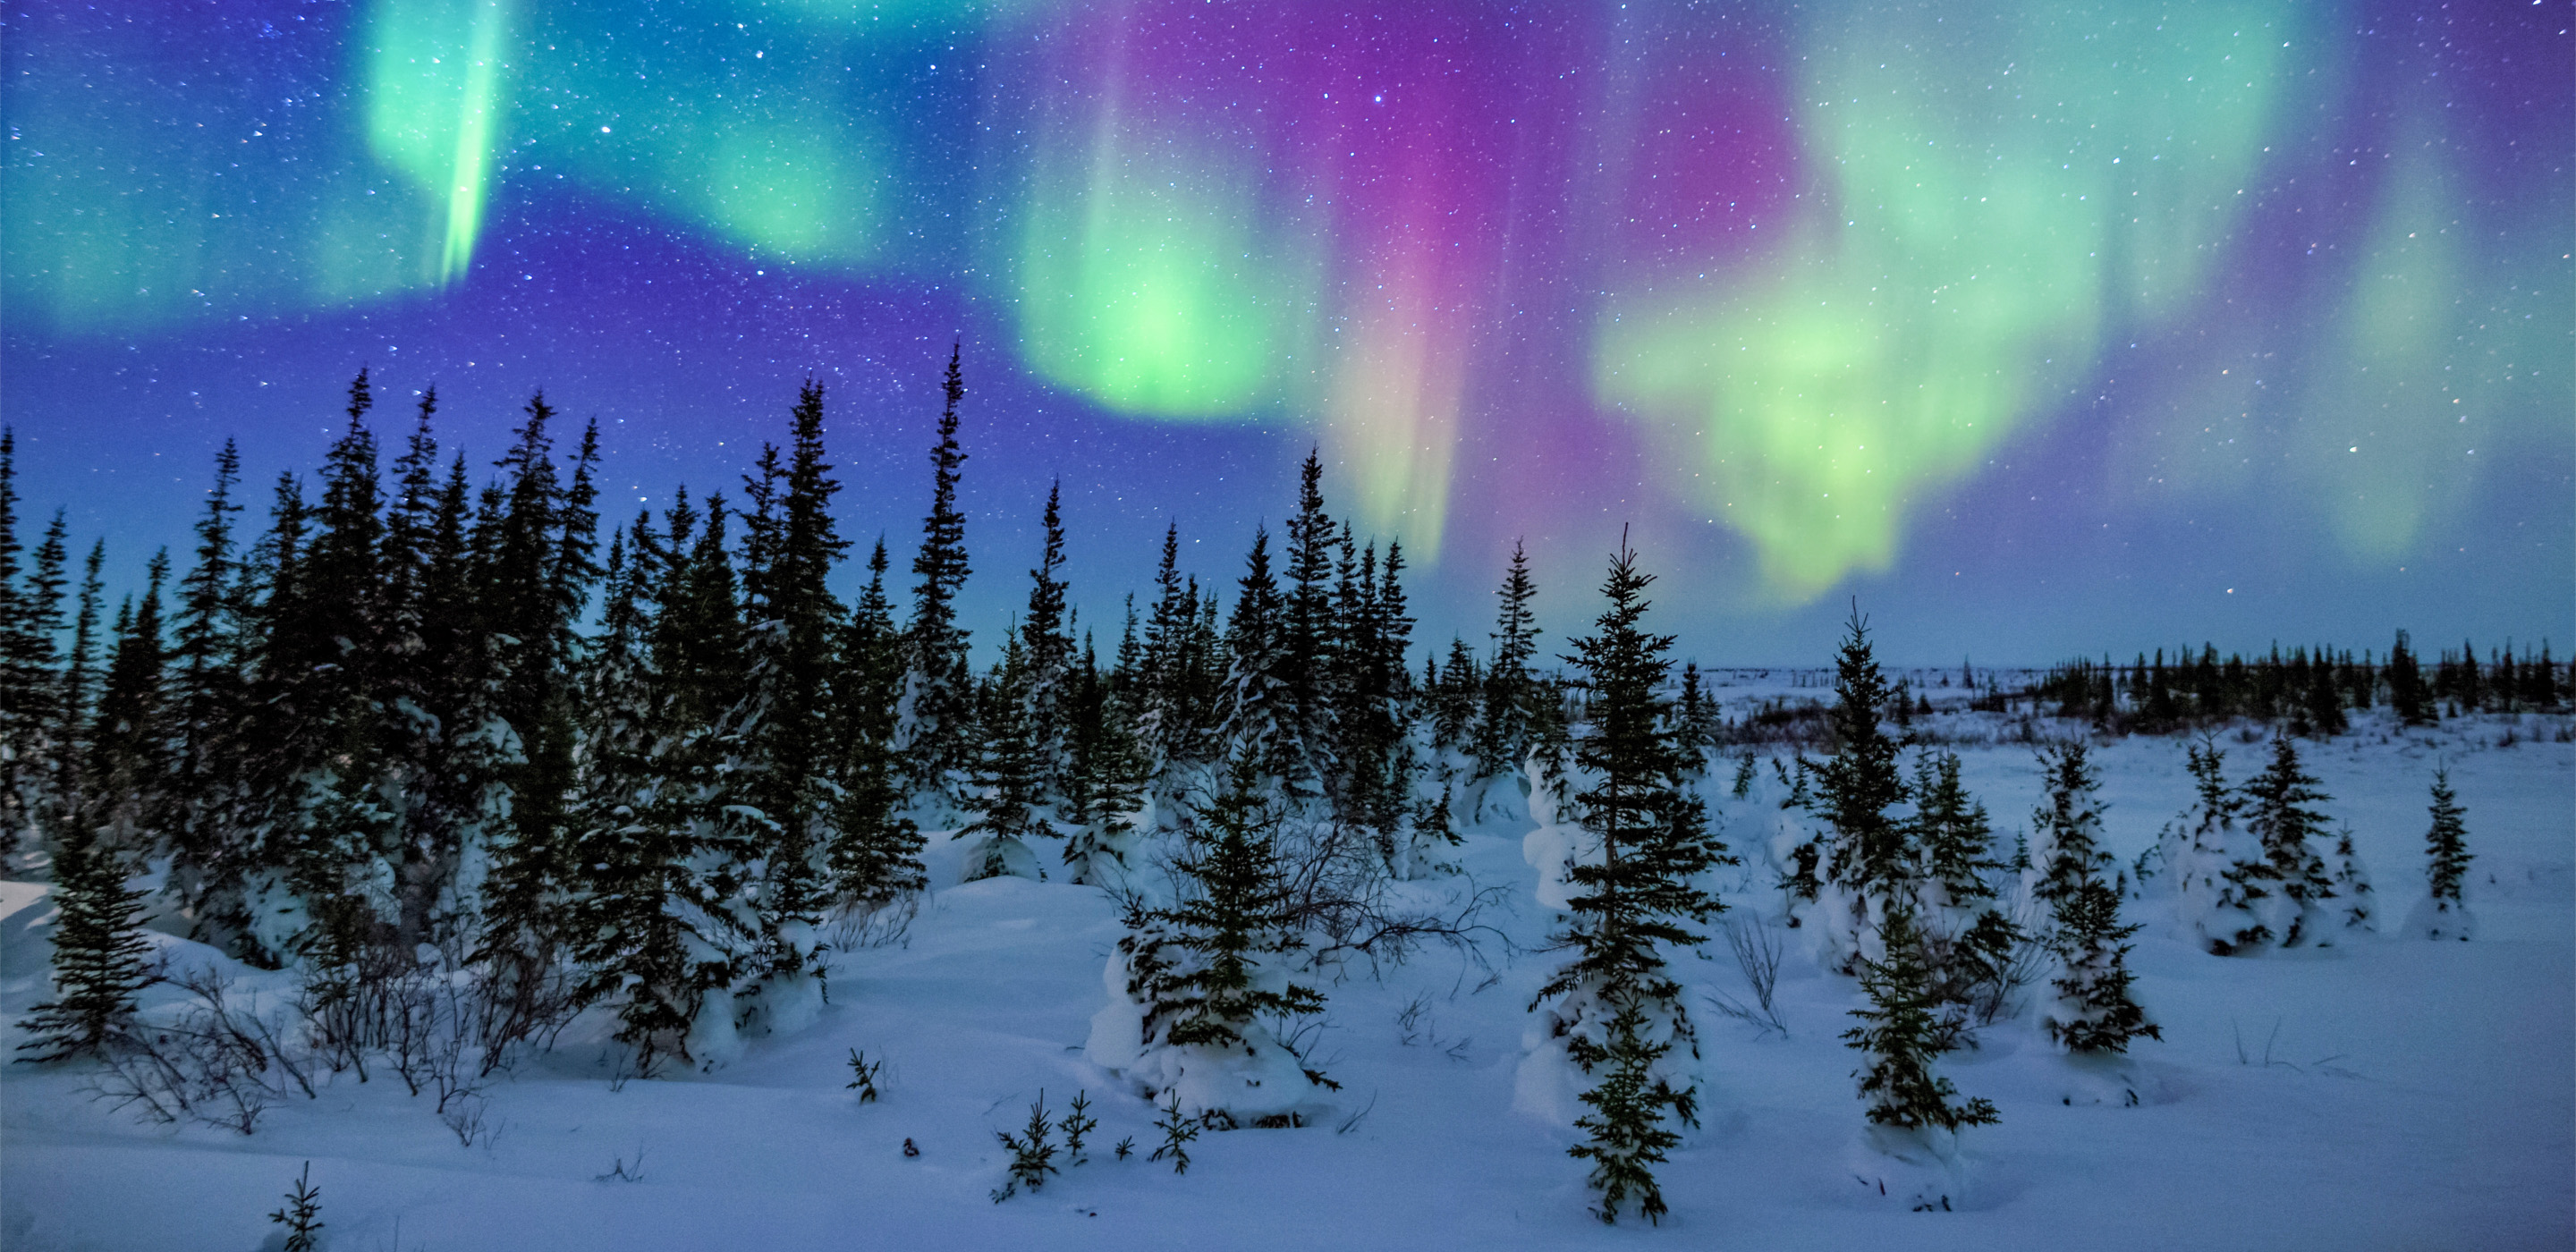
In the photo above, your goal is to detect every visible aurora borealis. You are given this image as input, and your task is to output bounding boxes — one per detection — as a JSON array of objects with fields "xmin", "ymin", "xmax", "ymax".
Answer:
[{"xmin": 4, "ymin": 0, "xmax": 2568, "ymax": 661}]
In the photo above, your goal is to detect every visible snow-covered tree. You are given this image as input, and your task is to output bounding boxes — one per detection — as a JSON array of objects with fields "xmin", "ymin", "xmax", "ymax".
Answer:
[
  {"xmin": 1801, "ymin": 608, "xmax": 1908, "ymax": 971},
  {"xmin": 2408, "ymin": 767, "xmax": 2473, "ymax": 941},
  {"xmin": 1906, "ymin": 751, "xmax": 2018, "ymax": 1024},
  {"xmin": 2021, "ymin": 741, "xmax": 2158, "ymax": 1054},
  {"xmin": 1058, "ymin": 640, "xmax": 1143, "ymax": 886},
  {"xmin": 1525, "ymin": 539, "xmax": 1728, "ymax": 1223},
  {"xmin": 2042, "ymin": 877, "xmax": 2158, "ymax": 1055},
  {"xmin": 1570, "ymin": 1000, "xmax": 1683, "ymax": 1225},
  {"xmin": 2026, "ymin": 741, "xmax": 2112, "ymax": 909},
  {"xmin": 2159, "ymin": 736, "xmax": 2285, "ymax": 954},
  {"xmin": 1843, "ymin": 905, "xmax": 1997, "ymax": 1199},
  {"xmin": 2241, "ymin": 735, "xmax": 2342, "ymax": 948},
  {"xmin": 1088, "ymin": 752, "xmax": 1333, "ymax": 1127},
  {"xmin": 959, "ymin": 636, "xmax": 1056, "ymax": 882},
  {"xmin": 825, "ymin": 539, "xmax": 924, "ymax": 910},
  {"xmin": 1216, "ymin": 528, "xmax": 1293, "ymax": 788}
]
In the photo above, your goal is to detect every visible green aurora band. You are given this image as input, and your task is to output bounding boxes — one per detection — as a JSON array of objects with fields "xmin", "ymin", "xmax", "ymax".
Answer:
[{"xmin": 1595, "ymin": 2, "xmax": 2301, "ymax": 600}]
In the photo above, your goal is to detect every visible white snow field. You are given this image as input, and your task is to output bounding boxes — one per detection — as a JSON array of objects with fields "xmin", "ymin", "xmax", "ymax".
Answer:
[{"xmin": 4, "ymin": 697, "xmax": 2570, "ymax": 1251}]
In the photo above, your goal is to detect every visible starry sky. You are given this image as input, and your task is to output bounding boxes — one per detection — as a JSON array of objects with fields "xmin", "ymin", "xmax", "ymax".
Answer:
[{"xmin": 4, "ymin": 1, "xmax": 2569, "ymax": 665}]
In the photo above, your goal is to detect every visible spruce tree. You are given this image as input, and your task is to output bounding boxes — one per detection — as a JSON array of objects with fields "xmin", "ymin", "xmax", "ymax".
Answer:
[
  {"xmin": 14, "ymin": 824, "xmax": 154, "ymax": 1062},
  {"xmin": 826, "ymin": 538, "xmax": 924, "ymax": 909},
  {"xmin": 1844, "ymin": 906, "xmax": 1998, "ymax": 1137},
  {"xmin": 1570, "ymin": 1000, "xmax": 1682, "ymax": 1225},
  {"xmin": 2417, "ymin": 766, "xmax": 2472, "ymax": 940},
  {"xmin": 2028, "ymin": 741, "xmax": 2111, "ymax": 909},
  {"xmin": 728, "ymin": 381, "xmax": 852, "ymax": 996},
  {"xmin": 1431, "ymin": 636, "xmax": 1480, "ymax": 752},
  {"xmin": 1099, "ymin": 751, "xmax": 1331, "ymax": 1124},
  {"xmin": 81, "ymin": 552, "xmax": 170, "ymax": 861},
  {"xmin": 2386, "ymin": 630, "xmax": 2429, "ymax": 726},
  {"xmin": 1021, "ymin": 481, "xmax": 1075, "ymax": 799},
  {"xmin": 1217, "ymin": 528, "xmax": 1292, "ymax": 785},
  {"xmin": 1475, "ymin": 540, "xmax": 1539, "ymax": 782},
  {"xmin": 897, "ymin": 347, "xmax": 975, "ymax": 808},
  {"xmin": 1906, "ymin": 751, "xmax": 2016, "ymax": 1022},
  {"xmin": 160, "ymin": 444, "xmax": 247, "ymax": 940},
  {"xmin": 1059, "ymin": 639, "xmax": 1143, "ymax": 885},
  {"xmin": 959, "ymin": 635, "xmax": 1055, "ymax": 881},
  {"xmin": 1805, "ymin": 606, "xmax": 1907, "ymax": 968},
  {"xmin": 2042, "ymin": 876, "xmax": 2159, "ymax": 1054},
  {"xmin": 2241, "ymin": 735, "xmax": 2335, "ymax": 948},
  {"xmin": 53, "ymin": 542, "xmax": 106, "ymax": 822},
  {"xmin": 1279, "ymin": 452, "xmax": 1339, "ymax": 791},
  {"xmin": 4, "ymin": 512, "xmax": 69, "ymax": 864},
  {"xmin": 470, "ymin": 396, "xmax": 602, "ymax": 1039},
  {"xmin": 1530, "ymin": 537, "xmax": 1728, "ymax": 1223},
  {"xmin": 2158, "ymin": 736, "xmax": 2279, "ymax": 954}
]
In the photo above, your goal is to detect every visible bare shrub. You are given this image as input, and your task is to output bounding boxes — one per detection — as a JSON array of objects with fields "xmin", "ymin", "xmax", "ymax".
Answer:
[
  {"xmin": 1705, "ymin": 916, "xmax": 1789, "ymax": 1037},
  {"xmin": 826, "ymin": 892, "xmax": 921, "ymax": 954},
  {"xmin": 89, "ymin": 966, "xmax": 314, "ymax": 1136}
]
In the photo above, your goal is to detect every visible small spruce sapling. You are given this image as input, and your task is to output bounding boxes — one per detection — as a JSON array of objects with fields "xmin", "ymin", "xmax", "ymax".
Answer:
[
  {"xmin": 991, "ymin": 1090, "xmax": 1061, "ymax": 1201},
  {"xmin": 1149, "ymin": 1088, "xmax": 1198, "ymax": 1174},
  {"xmin": 844, "ymin": 1048, "xmax": 885, "ymax": 1104},
  {"xmin": 269, "ymin": 1162, "xmax": 324, "ymax": 1252},
  {"xmin": 1059, "ymin": 1089, "xmax": 1097, "ymax": 1164},
  {"xmin": 2415, "ymin": 768, "xmax": 2474, "ymax": 941},
  {"xmin": 1113, "ymin": 1135, "xmax": 1135, "ymax": 1161}
]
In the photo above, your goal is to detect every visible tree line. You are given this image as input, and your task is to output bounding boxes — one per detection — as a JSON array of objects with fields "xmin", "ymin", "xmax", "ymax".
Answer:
[{"xmin": 0, "ymin": 355, "xmax": 2532, "ymax": 1222}]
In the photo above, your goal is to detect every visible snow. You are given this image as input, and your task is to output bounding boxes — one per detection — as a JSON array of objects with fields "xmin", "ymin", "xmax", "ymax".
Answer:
[{"xmin": 4, "ymin": 698, "xmax": 2571, "ymax": 1250}]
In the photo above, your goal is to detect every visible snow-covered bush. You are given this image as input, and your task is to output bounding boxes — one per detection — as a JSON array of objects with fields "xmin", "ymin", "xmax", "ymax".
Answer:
[{"xmin": 1087, "ymin": 756, "xmax": 1335, "ymax": 1129}]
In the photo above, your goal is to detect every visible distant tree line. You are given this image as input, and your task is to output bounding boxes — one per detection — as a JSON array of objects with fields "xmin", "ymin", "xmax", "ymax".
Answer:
[{"xmin": 2026, "ymin": 636, "xmax": 2568, "ymax": 735}]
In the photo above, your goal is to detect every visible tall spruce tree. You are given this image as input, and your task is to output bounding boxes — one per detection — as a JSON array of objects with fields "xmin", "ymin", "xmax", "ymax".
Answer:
[
  {"xmin": 81, "ymin": 552, "xmax": 170, "ymax": 862},
  {"xmin": 159, "ymin": 444, "xmax": 246, "ymax": 938},
  {"xmin": 1476, "ymin": 540, "xmax": 1539, "ymax": 782},
  {"xmin": 2027, "ymin": 742, "xmax": 2112, "ymax": 908},
  {"xmin": 897, "ymin": 347, "xmax": 975, "ymax": 809},
  {"xmin": 959, "ymin": 634, "xmax": 1054, "ymax": 881},
  {"xmin": 1059, "ymin": 637, "xmax": 1143, "ymax": 885},
  {"xmin": 470, "ymin": 395, "xmax": 602, "ymax": 1037},
  {"xmin": 726, "ymin": 381, "xmax": 851, "ymax": 997},
  {"xmin": 1218, "ymin": 527, "xmax": 1292, "ymax": 785},
  {"xmin": 2387, "ymin": 630, "xmax": 2429, "ymax": 725},
  {"xmin": 1530, "ymin": 538, "xmax": 1729, "ymax": 1224},
  {"xmin": 1279, "ymin": 453, "xmax": 1339, "ymax": 791},
  {"xmin": 1803, "ymin": 606, "xmax": 1908, "ymax": 969},
  {"xmin": 1021, "ymin": 481, "xmax": 1075, "ymax": 799}
]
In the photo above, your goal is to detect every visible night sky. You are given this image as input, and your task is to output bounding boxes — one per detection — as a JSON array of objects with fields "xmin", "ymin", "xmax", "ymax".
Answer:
[{"xmin": 4, "ymin": 1, "xmax": 2568, "ymax": 665}]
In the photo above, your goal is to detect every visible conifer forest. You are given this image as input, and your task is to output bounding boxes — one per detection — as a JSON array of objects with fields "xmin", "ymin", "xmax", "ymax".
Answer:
[
  {"xmin": 2, "ymin": 359, "xmax": 2569, "ymax": 1248},
  {"xmin": 5, "ymin": 3, "xmax": 2570, "ymax": 1248}
]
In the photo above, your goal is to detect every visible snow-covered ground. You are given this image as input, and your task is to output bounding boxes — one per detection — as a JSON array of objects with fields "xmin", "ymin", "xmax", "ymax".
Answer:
[{"xmin": 4, "ymin": 704, "xmax": 2570, "ymax": 1251}]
